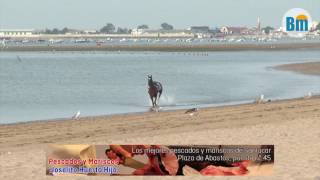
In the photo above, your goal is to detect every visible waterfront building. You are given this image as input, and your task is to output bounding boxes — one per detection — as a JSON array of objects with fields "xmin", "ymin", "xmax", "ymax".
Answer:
[
  {"xmin": 0, "ymin": 29, "xmax": 34, "ymax": 37},
  {"xmin": 220, "ymin": 26, "xmax": 249, "ymax": 35}
]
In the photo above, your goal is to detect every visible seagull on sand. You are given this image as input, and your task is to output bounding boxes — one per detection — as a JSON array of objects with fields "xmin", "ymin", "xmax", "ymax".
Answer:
[
  {"xmin": 185, "ymin": 108, "xmax": 198, "ymax": 116},
  {"xmin": 255, "ymin": 94, "xmax": 265, "ymax": 104},
  {"xmin": 304, "ymin": 92, "xmax": 312, "ymax": 99},
  {"xmin": 72, "ymin": 110, "xmax": 81, "ymax": 119}
]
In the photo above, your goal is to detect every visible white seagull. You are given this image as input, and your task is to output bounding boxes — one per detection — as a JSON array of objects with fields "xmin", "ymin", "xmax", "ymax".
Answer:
[
  {"xmin": 304, "ymin": 92, "xmax": 312, "ymax": 99},
  {"xmin": 72, "ymin": 110, "xmax": 81, "ymax": 119},
  {"xmin": 255, "ymin": 94, "xmax": 265, "ymax": 104}
]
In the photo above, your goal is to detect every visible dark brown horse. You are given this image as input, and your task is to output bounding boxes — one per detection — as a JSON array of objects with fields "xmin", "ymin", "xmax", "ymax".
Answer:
[{"xmin": 148, "ymin": 75, "xmax": 163, "ymax": 107}]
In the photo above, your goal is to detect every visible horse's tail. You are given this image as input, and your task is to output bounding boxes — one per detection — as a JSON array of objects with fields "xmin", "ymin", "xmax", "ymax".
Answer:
[
  {"xmin": 158, "ymin": 89, "xmax": 162, "ymax": 99},
  {"xmin": 157, "ymin": 82, "xmax": 163, "ymax": 99}
]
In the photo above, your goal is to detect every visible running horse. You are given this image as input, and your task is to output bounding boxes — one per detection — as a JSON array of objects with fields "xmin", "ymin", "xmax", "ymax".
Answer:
[{"xmin": 147, "ymin": 75, "xmax": 163, "ymax": 108}]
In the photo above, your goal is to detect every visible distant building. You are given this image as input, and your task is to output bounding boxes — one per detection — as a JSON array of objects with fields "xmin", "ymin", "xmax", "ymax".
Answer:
[
  {"xmin": 83, "ymin": 30, "xmax": 98, "ymax": 34},
  {"xmin": 64, "ymin": 29, "xmax": 84, "ymax": 35},
  {"xmin": 220, "ymin": 26, "xmax": 249, "ymax": 35},
  {"xmin": 310, "ymin": 21, "xmax": 319, "ymax": 32},
  {"xmin": 248, "ymin": 27, "xmax": 265, "ymax": 35},
  {"xmin": 257, "ymin": 17, "xmax": 261, "ymax": 32},
  {"xmin": 131, "ymin": 29, "xmax": 194, "ymax": 38},
  {"xmin": 131, "ymin": 29, "xmax": 145, "ymax": 36},
  {"xmin": 189, "ymin": 26, "xmax": 210, "ymax": 33},
  {"xmin": 271, "ymin": 28, "xmax": 287, "ymax": 37},
  {"xmin": 0, "ymin": 29, "xmax": 34, "ymax": 37}
]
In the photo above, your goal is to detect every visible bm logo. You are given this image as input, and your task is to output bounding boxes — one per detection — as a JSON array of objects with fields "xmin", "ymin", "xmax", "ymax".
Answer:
[
  {"xmin": 286, "ymin": 14, "xmax": 308, "ymax": 31},
  {"xmin": 282, "ymin": 8, "xmax": 312, "ymax": 37}
]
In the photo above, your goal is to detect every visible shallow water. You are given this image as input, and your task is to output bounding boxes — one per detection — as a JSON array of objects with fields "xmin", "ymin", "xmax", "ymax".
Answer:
[{"xmin": 0, "ymin": 50, "xmax": 319, "ymax": 123}]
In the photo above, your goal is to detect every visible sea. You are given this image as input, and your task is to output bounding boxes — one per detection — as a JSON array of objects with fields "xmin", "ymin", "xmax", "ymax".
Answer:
[{"xmin": 0, "ymin": 50, "xmax": 319, "ymax": 123}]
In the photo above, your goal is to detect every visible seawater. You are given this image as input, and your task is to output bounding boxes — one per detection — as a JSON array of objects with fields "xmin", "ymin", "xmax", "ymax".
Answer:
[{"xmin": 0, "ymin": 50, "xmax": 319, "ymax": 123}]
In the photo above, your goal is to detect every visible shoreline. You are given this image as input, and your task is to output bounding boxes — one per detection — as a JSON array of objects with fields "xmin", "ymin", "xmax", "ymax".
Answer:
[
  {"xmin": 0, "ymin": 98, "xmax": 256, "ymax": 125},
  {"xmin": 0, "ymin": 95, "xmax": 319, "ymax": 137},
  {"xmin": 2, "ymin": 42, "xmax": 320, "ymax": 52},
  {"xmin": 0, "ymin": 96, "xmax": 310, "ymax": 126}
]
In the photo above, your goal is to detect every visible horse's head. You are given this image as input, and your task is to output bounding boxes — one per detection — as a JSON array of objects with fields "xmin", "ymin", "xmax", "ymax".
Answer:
[{"xmin": 147, "ymin": 75, "xmax": 153, "ymax": 86}]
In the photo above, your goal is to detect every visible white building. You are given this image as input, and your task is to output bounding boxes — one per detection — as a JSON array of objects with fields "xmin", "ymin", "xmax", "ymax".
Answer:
[
  {"xmin": 311, "ymin": 21, "xmax": 319, "ymax": 31},
  {"xmin": 0, "ymin": 29, "xmax": 34, "ymax": 37},
  {"xmin": 83, "ymin": 30, "xmax": 98, "ymax": 34},
  {"xmin": 131, "ymin": 29, "xmax": 194, "ymax": 38},
  {"xmin": 220, "ymin": 26, "xmax": 249, "ymax": 35},
  {"xmin": 131, "ymin": 28, "xmax": 145, "ymax": 36}
]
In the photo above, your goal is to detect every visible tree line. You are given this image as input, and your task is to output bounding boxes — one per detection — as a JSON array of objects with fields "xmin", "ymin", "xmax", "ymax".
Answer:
[
  {"xmin": 44, "ymin": 27, "xmax": 71, "ymax": 34},
  {"xmin": 99, "ymin": 22, "xmax": 174, "ymax": 34},
  {"xmin": 43, "ymin": 23, "xmax": 175, "ymax": 34}
]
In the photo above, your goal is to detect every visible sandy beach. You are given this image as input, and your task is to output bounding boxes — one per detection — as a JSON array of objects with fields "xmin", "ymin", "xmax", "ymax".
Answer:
[
  {"xmin": 0, "ymin": 96, "xmax": 320, "ymax": 179},
  {"xmin": 275, "ymin": 61, "xmax": 320, "ymax": 76}
]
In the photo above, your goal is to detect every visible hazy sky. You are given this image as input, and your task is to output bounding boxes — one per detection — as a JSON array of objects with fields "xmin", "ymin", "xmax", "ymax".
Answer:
[{"xmin": 0, "ymin": 0, "xmax": 319, "ymax": 30}]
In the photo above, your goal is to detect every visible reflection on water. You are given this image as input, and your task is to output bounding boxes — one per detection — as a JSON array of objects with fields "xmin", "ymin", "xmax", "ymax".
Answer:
[{"xmin": 0, "ymin": 51, "xmax": 319, "ymax": 123}]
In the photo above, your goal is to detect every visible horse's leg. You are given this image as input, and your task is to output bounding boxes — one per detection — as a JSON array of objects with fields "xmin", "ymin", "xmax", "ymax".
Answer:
[
  {"xmin": 150, "ymin": 95, "xmax": 154, "ymax": 108},
  {"xmin": 152, "ymin": 97, "xmax": 155, "ymax": 107},
  {"xmin": 153, "ymin": 97, "xmax": 156, "ymax": 108},
  {"xmin": 155, "ymin": 97, "xmax": 158, "ymax": 107},
  {"xmin": 154, "ymin": 96, "xmax": 157, "ymax": 107}
]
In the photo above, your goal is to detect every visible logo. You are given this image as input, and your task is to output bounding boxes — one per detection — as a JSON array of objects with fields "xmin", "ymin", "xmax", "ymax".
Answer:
[{"xmin": 282, "ymin": 8, "xmax": 312, "ymax": 37}]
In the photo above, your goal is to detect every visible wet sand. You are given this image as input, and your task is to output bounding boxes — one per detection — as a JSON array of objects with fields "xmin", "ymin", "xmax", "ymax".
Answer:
[
  {"xmin": 0, "ymin": 96, "xmax": 320, "ymax": 179},
  {"xmin": 2, "ymin": 42, "xmax": 320, "ymax": 52},
  {"xmin": 275, "ymin": 61, "xmax": 320, "ymax": 76}
]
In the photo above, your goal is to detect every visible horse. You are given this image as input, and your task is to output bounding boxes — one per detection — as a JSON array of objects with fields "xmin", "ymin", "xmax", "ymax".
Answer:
[{"xmin": 147, "ymin": 75, "xmax": 163, "ymax": 108}]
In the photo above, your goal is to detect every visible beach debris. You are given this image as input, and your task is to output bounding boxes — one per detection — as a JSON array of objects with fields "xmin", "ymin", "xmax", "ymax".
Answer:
[
  {"xmin": 255, "ymin": 94, "xmax": 265, "ymax": 104},
  {"xmin": 304, "ymin": 92, "xmax": 312, "ymax": 99},
  {"xmin": 72, "ymin": 110, "xmax": 81, "ymax": 119},
  {"xmin": 185, "ymin": 108, "xmax": 198, "ymax": 116},
  {"xmin": 7, "ymin": 151, "xmax": 12, "ymax": 155}
]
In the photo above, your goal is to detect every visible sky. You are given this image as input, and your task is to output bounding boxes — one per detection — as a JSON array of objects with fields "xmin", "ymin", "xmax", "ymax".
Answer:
[{"xmin": 0, "ymin": 0, "xmax": 319, "ymax": 30}]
